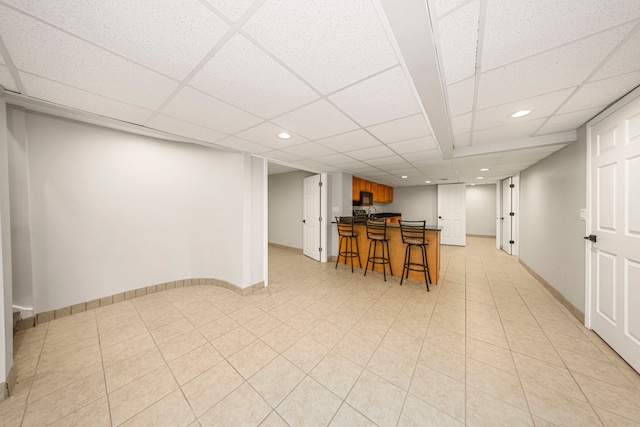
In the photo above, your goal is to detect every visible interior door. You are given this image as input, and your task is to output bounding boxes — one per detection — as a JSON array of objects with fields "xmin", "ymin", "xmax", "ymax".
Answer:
[
  {"xmin": 438, "ymin": 184, "xmax": 466, "ymax": 246},
  {"xmin": 588, "ymin": 95, "xmax": 640, "ymax": 372},
  {"xmin": 303, "ymin": 174, "xmax": 321, "ymax": 261},
  {"xmin": 502, "ymin": 178, "xmax": 512, "ymax": 254}
]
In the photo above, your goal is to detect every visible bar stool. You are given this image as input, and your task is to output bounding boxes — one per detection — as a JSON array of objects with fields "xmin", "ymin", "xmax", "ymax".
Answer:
[
  {"xmin": 399, "ymin": 220, "xmax": 430, "ymax": 291},
  {"xmin": 335, "ymin": 216, "xmax": 361, "ymax": 272},
  {"xmin": 364, "ymin": 218, "xmax": 393, "ymax": 281}
]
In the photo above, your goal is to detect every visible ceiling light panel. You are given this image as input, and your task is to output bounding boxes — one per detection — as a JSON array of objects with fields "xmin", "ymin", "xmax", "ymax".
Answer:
[
  {"xmin": 236, "ymin": 122, "xmax": 306, "ymax": 148},
  {"xmin": 447, "ymin": 77, "xmax": 475, "ymax": 116},
  {"xmin": 591, "ymin": 30, "xmax": 640, "ymax": 81},
  {"xmin": 216, "ymin": 136, "xmax": 272, "ymax": 154},
  {"xmin": 558, "ymin": 72, "xmax": 640, "ymax": 114},
  {"xmin": 387, "ymin": 136, "xmax": 438, "ymax": 154},
  {"xmin": 272, "ymin": 99, "xmax": 358, "ymax": 140},
  {"xmin": 146, "ymin": 114, "xmax": 228, "ymax": 144},
  {"xmin": 366, "ymin": 113, "xmax": 431, "ymax": 143},
  {"xmin": 476, "ymin": 24, "xmax": 633, "ymax": 109},
  {"xmin": 190, "ymin": 34, "xmax": 318, "ymax": 119},
  {"xmin": 316, "ymin": 129, "xmax": 381, "ymax": 152},
  {"xmin": 1, "ymin": 0, "xmax": 228, "ymax": 80},
  {"xmin": 481, "ymin": 0, "xmax": 640, "ymax": 70},
  {"xmin": 242, "ymin": 0, "xmax": 398, "ymax": 94},
  {"xmin": 0, "ymin": 64, "xmax": 18, "ymax": 91},
  {"xmin": 162, "ymin": 87, "xmax": 262, "ymax": 134},
  {"xmin": 436, "ymin": 0, "xmax": 480, "ymax": 84},
  {"xmin": 329, "ymin": 66, "xmax": 421, "ymax": 127},
  {"xmin": 282, "ymin": 142, "xmax": 337, "ymax": 158},
  {"xmin": 20, "ymin": 73, "xmax": 154, "ymax": 124},
  {"xmin": 0, "ymin": 7, "xmax": 179, "ymax": 109},
  {"xmin": 204, "ymin": 0, "xmax": 254, "ymax": 22},
  {"xmin": 471, "ymin": 119, "xmax": 546, "ymax": 145},
  {"xmin": 473, "ymin": 88, "xmax": 573, "ymax": 131},
  {"xmin": 535, "ymin": 108, "xmax": 603, "ymax": 135}
]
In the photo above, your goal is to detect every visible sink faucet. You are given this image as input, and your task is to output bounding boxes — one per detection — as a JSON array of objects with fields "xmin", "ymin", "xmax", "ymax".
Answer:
[{"xmin": 368, "ymin": 205, "xmax": 377, "ymax": 214}]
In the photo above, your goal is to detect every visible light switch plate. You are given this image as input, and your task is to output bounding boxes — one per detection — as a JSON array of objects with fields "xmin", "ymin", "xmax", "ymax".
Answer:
[{"xmin": 579, "ymin": 208, "xmax": 586, "ymax": 220}]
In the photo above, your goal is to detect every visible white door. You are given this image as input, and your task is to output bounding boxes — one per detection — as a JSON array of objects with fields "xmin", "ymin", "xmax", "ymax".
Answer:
[
  {"xmin": 303, "ymin": 175, "xmax": 321, "ymax": 261},
  {"xmin": 587, "ymin": 95, "xmax": 640, "ymax": 372},
  {"xmin": 502, "ymin": 178, "xmax": 512, "ymax": 255},
  {"xmin": 438, "ymin": 184, "xmax": 466, "ymax": 246}
]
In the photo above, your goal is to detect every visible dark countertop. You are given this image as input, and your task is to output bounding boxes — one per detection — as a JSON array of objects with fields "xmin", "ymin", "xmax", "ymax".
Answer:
[{"xmin": 333, "ymin": 220, "xmax": 442, "ymax": 231}]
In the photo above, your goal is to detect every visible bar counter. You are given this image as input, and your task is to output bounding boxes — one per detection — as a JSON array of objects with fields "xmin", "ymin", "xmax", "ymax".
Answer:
[{"xmin": 338, "ymin": 223, "xmax": 442, "ymax": 285}]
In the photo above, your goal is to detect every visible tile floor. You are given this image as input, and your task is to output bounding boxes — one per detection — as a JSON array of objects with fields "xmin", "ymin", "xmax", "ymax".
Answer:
[{"xmin": 1, "ymin": 237, "xmax": 640, "ymax": 426}]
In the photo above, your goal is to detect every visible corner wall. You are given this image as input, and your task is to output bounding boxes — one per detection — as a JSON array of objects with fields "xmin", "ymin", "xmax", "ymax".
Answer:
[{"xmin": 519, "ymin": 131, "xmax": 587, "ymax": 312}]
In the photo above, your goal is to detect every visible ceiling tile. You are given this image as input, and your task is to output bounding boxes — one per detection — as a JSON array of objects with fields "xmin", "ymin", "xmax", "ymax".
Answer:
[
  {"xmin": 558, "ymin": 72, "xmax": 640, "ymax": 114},
  {"xmin": 365, "ymin": 113, "xmax": 431, "ymax": 143},
  {"xmin": 146, "ymin": 114, "xmax": 228, "ymax": 143},
  {"xmin": 431, "ymin": 0, "xmax": 470, "ymax": 18},
  {"xmin": 190, "ymin": 34, "xmax": 318, "ymax": 119},
  {"xmin": 282, "ymin": 142, "xmax": 337, "ymax": 158},
  {"xmin": 388, "ymin": 136, "xmax": 438, "ymax": 154},
  {"xmin": 236, "ymin": 122, "xmax": 307, "ymax": 149},
  {"xmin": 216, "ymin": 136, "xmax": 272, "ymax": 154},
  {"xmin": 20, "ymin": 72, "xmax": 154, "ymax": 124},
  {"xmin": 403, "ymin": 149, "xmax": 442, "ymax": 161},
  {"xmin": 0, "ymin": 64, "xmax": 18, "ymax": 91},
  {"xmin": 536, "ymin": 108, "xmax": 603, "ymax": 135},
  {"xmin": 592, "ymin": 28, "xmax": 640, "ymax": 81},
  {"xmin": 242, "ymin": 0, "xmax": 398, "ymax": 94},
  {"xmin": 329, "ymin": 67, "xmax": 421, "ymax": 127},
  {"xmin": 162, "ymin": 87, "xmax": 262, "ymax": 134},
  {"xmin": 338, "ymin": 161, "xmax": 376, "ymax": 171},
  {"xmin": 481, "ymin": 0, "xmax": 640, "ymax": 70},
  {"xmin": 452, "ymin": 113, "xmax": 472, "ymax": 134},
  {"xmin": 272, "ymin": 99, "xmax": 358, "ymax": 140},
  {"xmin": 262, "ymin": 150, "xmax": 303, "ymax": 163},
  {"xmin": 346, "ymin": 144, "xmax": 396, "ymax": 160},
  {"xmin": 454, "ymin": 133, "xmax": 471, "ymax": 147},
  {"xmin": 290, "ymin": 158, "xmax": 326, "ymax": 171},
  {"xmin": 477, "ymin": 24, "xmax": 634, "ymax": 109},
  {"xmin": 314, "ymin": 153, "xmax": 357, "ymax": 166},
  {"xmin": 316, "ymin": 129, "xmax": 381, "ymax": 152},
  {"xmin": 364, "ymin": 156, "xmax": 408, "ymax": 167},
  {"xmin": 204, "ymin": 0, "xmax": 254, "ymax": 22},
  {"xmin": 0, "ymin": 6, "xmax": 179, "ymax": 109},
  {"xmin": 474, "ymin": 88, "xmax": 574, "ymax": 131},
  {"xmin": 447, "ymin": 77, "xmax": 475, "ymax": 116},
  {"xmin": 2, "ymin": 0, "xmax": 228, "ymax": 80},
  {"xmin": 471, "ymin": 119, "xmax": 546, "ymax": 145},
  {"xmin": 436, "ymin": 0, "xmax": 480, "ymax": 84}
]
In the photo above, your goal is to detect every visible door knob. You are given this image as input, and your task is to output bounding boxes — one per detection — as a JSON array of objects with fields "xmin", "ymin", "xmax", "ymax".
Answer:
[
  {"xmin": 584, "ymin": 235, "xmax": 596, "ymax": 242},
  {"xmin": 438, "ymin": 216, "xmax": 443, "ymax": 219},
  {"xmin": 302, "ymin": 219, "xmax": 306, "ymax": 223}
]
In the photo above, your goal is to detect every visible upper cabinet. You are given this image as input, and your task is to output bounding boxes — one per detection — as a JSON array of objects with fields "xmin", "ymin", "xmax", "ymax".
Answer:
[{"xmin": 353, "ymin": 177, "xmax": 393, "ymax": 203}]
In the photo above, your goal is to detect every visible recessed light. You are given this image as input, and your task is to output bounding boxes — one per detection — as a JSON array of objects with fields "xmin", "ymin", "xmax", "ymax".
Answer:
[
  {"xmin": 511, "ymin": 110, "xmax": 531, "ymax": 118},
  {"xmin": 425, "ymin": 180, "xmax": 431, "ymax": 183},
  {"xmin": 470, "ymin": 183, "xmax": 476, "ymax": 186},
  {"xmin": 277, "ymin": 132, "xmax": 291, "ymax": 139},
  {"xmin": 477, "ymin": 176, "xmax": 484, "ymax": 179},
  {"xmin": 480, "ymin": 168, "xmax": 489, "ymax": 171},
  {"xmin": 401, "ymin": 175, "xmax": 408, "ymax": 179}
]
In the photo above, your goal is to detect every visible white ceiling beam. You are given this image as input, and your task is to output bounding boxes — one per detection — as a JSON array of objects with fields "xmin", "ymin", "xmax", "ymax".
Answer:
[
  {"xmin": 375, "ymin": 0, "xmax": 454, "ymax": 160},
  {"xmin": 453, "ymin": 130, "xmax": 578, "ymax": 158}
]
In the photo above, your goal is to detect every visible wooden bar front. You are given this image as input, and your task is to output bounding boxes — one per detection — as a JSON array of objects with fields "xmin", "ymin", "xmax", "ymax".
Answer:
[{"xmin": 338, "ymin": 224, "xmax": 441, "ymax": 285}]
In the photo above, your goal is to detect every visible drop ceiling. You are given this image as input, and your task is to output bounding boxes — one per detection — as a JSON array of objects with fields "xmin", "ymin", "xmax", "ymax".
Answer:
[{"xmin": 0, "ymin": 0, "xmax": 638, "ymax": 186}]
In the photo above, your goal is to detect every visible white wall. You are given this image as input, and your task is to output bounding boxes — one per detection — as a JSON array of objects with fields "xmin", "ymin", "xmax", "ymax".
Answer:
[
  {"xmin": 11, "ymin": 111, "xmax": 256, "ymax": 313},
  {"xmin": 519, "ymin": 130, "xmax": 587, "ymax": 310},
  {"xmin": 268, "ymin": 170, "xmax": 314, "ymax": 249},
  {"xmin": 386, "ymin": 185, "xmax": 438, "ymax": 224},
  {"xmin": 466, "ymin": 184, "xmax": 497, "ymax": 236}
]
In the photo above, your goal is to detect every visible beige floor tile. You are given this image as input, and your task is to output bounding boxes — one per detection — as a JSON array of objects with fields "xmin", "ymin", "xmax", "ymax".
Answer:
[
  {"xmin": 249, "ymin": 355, "xmax": 306, "ymax": 407},
  {"xmin": 389, "ymin": 314, "xmax": 429, "ymax": 339},
  {"xmin": 513, "ymin": 353, "xmax": 586, "ymax": 402},
  {"xmin": 521, "ymin": 381, "xmax": 601, "ymax": 427},
  {"xmin": 333, "ymin": 332, "xmax": 378, "ymax": 367},
  {"xmin": 99, "ymin": 320, "xmax": 149, "ymax": 349},
  {"xmin": 345, "ymin": 370, "xmax": 406, "ymax": 427},
  {"xmin": 351, "ymin": 319, "xmax": 391, "ymax": 345},
  {"xmin": 311, "ymin": 351, "xmax": 363, "ymax": 399},
  {"xmin": 419, "ymin": 342, "xmax": 466, "ymax": 382},
  {"xmin": 330, "ymin": 403, "xmax": 377, "ymax": 427},
  {"xmin": 105, "ymin": 345, "xmax": 166, "ymax": 392},
  {"xmin": 168, "ymin": 343, "xmax": 224, "ymax": 385},
  {"xmin": 466, "ymin": 386, "xmax": 534, "ymax": 427},
  {"xmin": 22, "ymin": 371, "xmax": 106, "ymax": 427},
  {"xmin": 149, "ymin": 318, "xmax": 195, "ymax": 344},
  {"xmin": 286, "ymin": 310, "xmax": 321, "ymax": 334},
  {"xmin": 409, "ymin": 363, "xmax": 465, "ymax": 422},
  {"xmin": 506, "ymin": 333, "xmax": 564, "ymax": 367},
  {"xmin": 366, "ymin": 346, "xmax": 416, "ymax": 391},
  {"xmin": 227, "ymin": 339, "xmax": 278, "ymax": 379},
  {"xmin": 139, "ymin": 306, "xmax": 185, "ymax": 330},
  {"xmin": 197, "ymin": 316, "xmax": 240, "ymax": 341},
  {"xmin": 228, "ymin": 305, "xmax": 266, "ymax": 325},
  {"xmin": 259, "ymin": 411, "xmax": 290, "ymax": 427},
  {"xmin": 381, "ymin": 329, "xmax": 423, "ymax": 361},
  {"xmin": 425, "ymin": 325, "xmax": 466, "ymax": 355},
  {"xmin": 572, "ymin": 372, "xmax": 640, "ymax": 423},
  {"xmin": 269, "ymin": 303, "xmax": 302, "ymax": 322},
  {"xmin": 277, "ymin": 376, "xmax": 342, "ymax": 427},
  {"xmin": 307, "ymin": 320, "xmax": 348, "ymax": 349},
  {"xmin": 157, "ymin": 328, "xmax": 208, "ymax": 362},
  {"xmin": 399, "ymin": 394, "xmax": 464, "ymax": 427},
  {"xmin": 556, "ymin": 348, "xmax": 636, "ymax": 389},
  {"xmin": 101, "ymin": 331, "xmax": 156, "ymax": 368},
  {"xmin": 243, "ymin": 312, "xmax": 283, "ymax": 338},
  {"xmin": 120, "ymin": 389, "xmax": 194, "ymax": 426},
  {"xmin": 466, "ymin": 321, "xmax": 509, "ymax": 349},
  {"xmin": 282, "ymin": 336, "xmax": 329, "ymax": 373},
  {"xmin": 466, "ymin": 337, "xmax": 517, "ymax": 375},
  {"xmin": 593, "ymin": 406, "xmax": 640, "ymax": 427},
  {"xmin": 544, "ymin": 330, "xmax": 609, "ymax": 362},
  {"xmin": 183, "ymin": 305, "xmax": 226, "ymax": 328},
  {"xmin": 108, "ymin": 364, "xmax": 178, "ymax": 426},
  {"xmin": 199, "ymin": 383, "xmax": 271, "ymax": 427},
  {"xmin": 211, "ymin": 326, "xmax": 256, "ymax": 357},
  {"xmin": 47, "ymin": 396, "xmax": 111, "ymax": 427},
  {"xmin": 532, "ymin": 415, "xmax": 559, "ymax": 427},
  {"xmin": 182, "ymin": 360, "xmax": 244, "ymax": 417},
  {"xmin": 260, "ymin": 323, "xmax": 304, "ymax": 353},
  {"xmin": 466, "ymin": 358, "xmax": 528, "ymax": 410},
  {"xmin": 306, "ymin": 299, "xmax": 339, "ymax": 318},
  {"xmin": 0, "ymin": 400, "xmax": 26, "ymax": 427}
]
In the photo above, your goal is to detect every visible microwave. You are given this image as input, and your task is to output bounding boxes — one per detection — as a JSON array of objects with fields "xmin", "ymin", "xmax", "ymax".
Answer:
[{"xmin": 354, "ymin": 191, "xmax": 373, "ymax": 206}]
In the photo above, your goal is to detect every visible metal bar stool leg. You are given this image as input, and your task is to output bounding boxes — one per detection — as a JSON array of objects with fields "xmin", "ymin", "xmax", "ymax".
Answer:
[
  {"xmin": 421, "ymin": 244, "xmax": 430, "ymax": 291},
  {"xmin": 355, "ymin": 237, "xmax": 362, "ymax": 268},
  {"xmin": 335, "ymin": 235, "xmax": 342, "ymax": 269}
]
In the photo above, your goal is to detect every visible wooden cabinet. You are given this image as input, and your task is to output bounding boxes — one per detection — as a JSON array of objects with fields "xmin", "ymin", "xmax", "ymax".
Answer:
[{"xmin": 352, "ymin": 177, "xmax": 393, "ymax": 203}]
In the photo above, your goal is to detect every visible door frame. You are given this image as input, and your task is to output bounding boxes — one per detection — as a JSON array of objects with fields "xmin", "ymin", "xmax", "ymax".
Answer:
[{"xmin": 584, "ymin": 86, "xmax": 640, "ymax": 329}]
